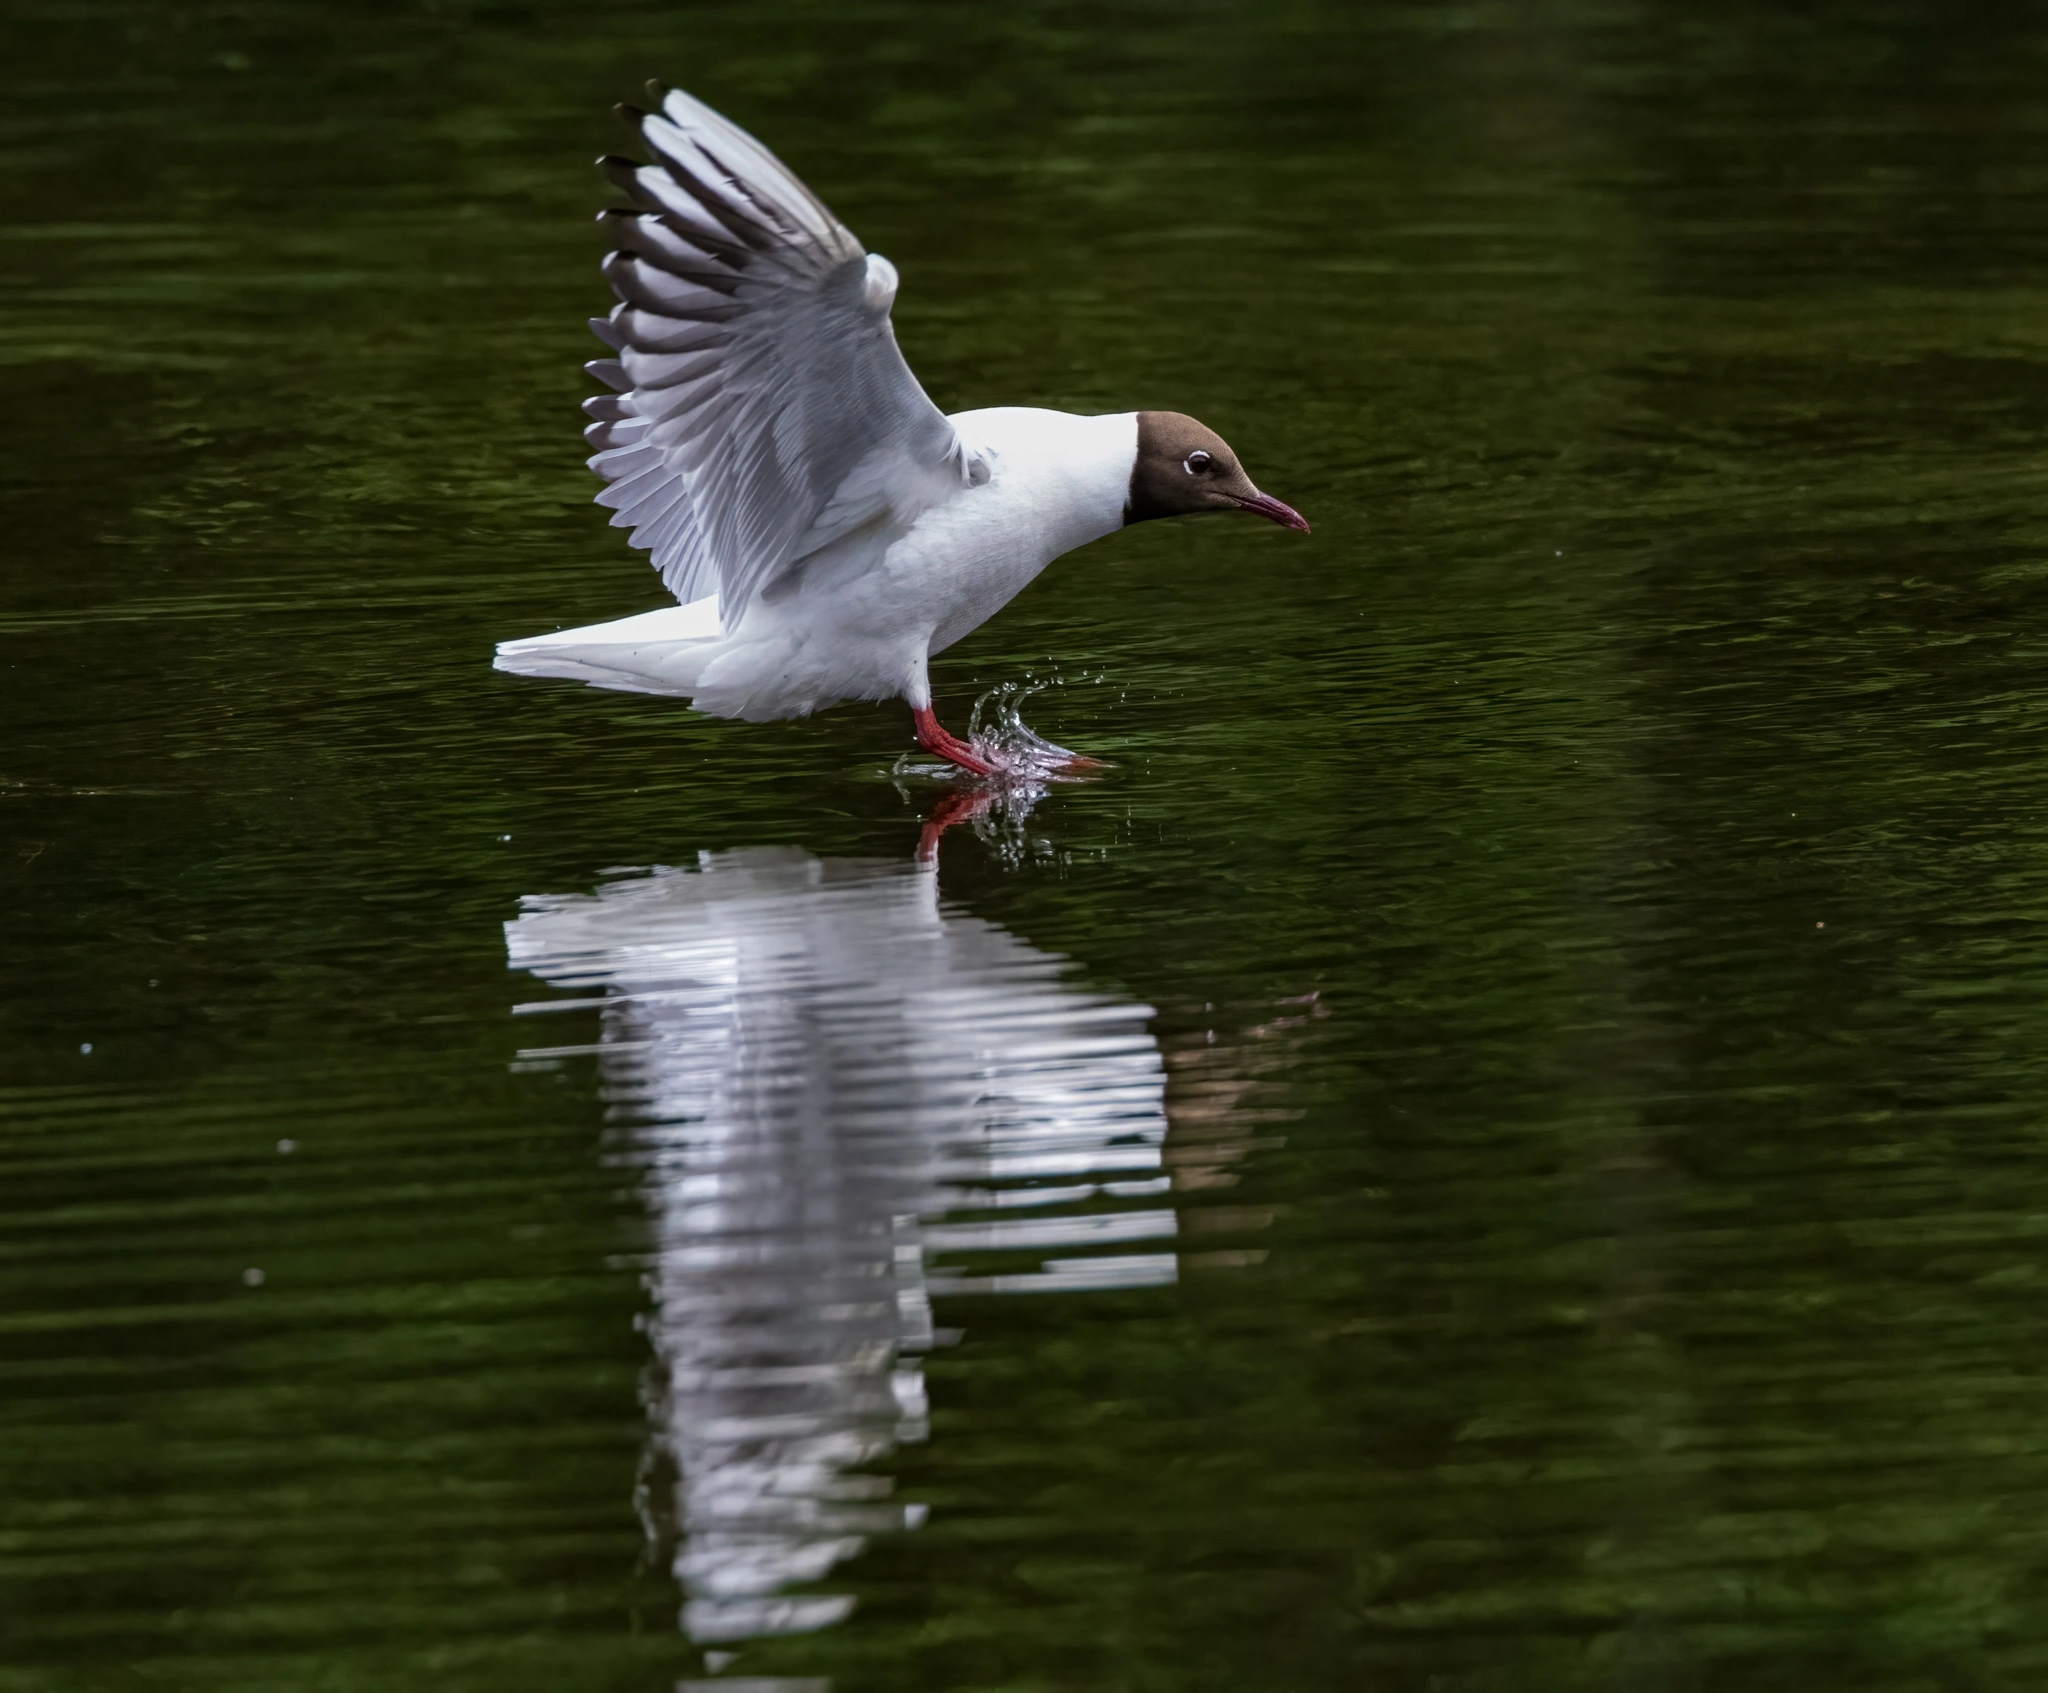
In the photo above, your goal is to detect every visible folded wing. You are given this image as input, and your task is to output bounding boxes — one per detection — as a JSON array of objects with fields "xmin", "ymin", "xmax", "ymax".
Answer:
[{"xmin": 582, "ymin": 86, "xmax": 984, "ymax": 626}]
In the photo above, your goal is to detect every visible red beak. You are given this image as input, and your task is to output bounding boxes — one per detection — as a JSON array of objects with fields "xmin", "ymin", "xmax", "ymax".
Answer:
[{"xmin": 1235, "ymin": 491, "xmax": 1311, "ymax": 532}]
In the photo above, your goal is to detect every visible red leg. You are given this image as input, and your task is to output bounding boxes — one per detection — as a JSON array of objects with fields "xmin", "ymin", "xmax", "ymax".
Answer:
[{"xmin": 912, "ymin": 702, "xmax": 998, "ymax": 776}]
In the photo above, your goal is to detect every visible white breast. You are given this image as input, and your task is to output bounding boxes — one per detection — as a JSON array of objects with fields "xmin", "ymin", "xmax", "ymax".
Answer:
[{"xmin": 904, "ymin": 408, "xmax": 1138, "ymax": 654}]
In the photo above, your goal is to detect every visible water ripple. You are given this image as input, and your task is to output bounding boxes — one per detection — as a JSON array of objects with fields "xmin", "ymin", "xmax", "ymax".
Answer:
[{"xmin": 506, "ymin": 847, "xmax": 1255, "ymax": 1647}]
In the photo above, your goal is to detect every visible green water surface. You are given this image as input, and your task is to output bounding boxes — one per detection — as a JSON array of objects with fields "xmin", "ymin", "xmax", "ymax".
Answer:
[{"xmin": 8, "ymin": 2, "xmax": 2048, "ymax": 1688}]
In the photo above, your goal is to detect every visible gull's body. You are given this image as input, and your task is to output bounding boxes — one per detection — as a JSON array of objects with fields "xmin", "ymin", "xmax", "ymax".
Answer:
[
  {"xmin": 497, "ymin": 407, "xmax": 1135, "ymax": 724},
  {"xmin": 495, "ymin": 86, "xmax": 1307, "ymax": 772}
]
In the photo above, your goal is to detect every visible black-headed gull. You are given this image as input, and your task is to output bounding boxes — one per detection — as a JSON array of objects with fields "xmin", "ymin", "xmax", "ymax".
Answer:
[{"xmin": 495, "ymin": 85, "xmax": 1310, "ymax": 776}]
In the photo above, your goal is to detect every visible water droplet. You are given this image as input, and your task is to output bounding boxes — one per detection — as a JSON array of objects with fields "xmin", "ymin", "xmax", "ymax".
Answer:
[
  {"xmin": 277, "ymin": 1138, "xmax": 296, "ymax": 1154},
  {"xmin": 78, "ymin": 1042, "xmax": 92, "ymax": 1055},
  {"xmin": 242, "ymin": 1267, "xmax": 265, "ymax": 1287}
]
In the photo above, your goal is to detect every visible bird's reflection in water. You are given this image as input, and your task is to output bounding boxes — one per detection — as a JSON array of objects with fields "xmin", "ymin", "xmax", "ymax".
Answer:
[{"xmin": 504, "ymin": 828, "xmax": 1288, "ymax": 1665}]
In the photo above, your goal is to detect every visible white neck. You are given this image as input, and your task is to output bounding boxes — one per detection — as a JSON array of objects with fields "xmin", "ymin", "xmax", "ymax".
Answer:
[{"xmin": 948, "ymin": 407, "xmax": 1137, "ymax": 549}]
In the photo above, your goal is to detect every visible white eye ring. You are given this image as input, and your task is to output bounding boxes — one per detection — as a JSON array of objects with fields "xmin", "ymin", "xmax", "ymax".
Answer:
[{"xmin": 1183, "ymin": 450, "xmax": 1213, "ymax": 475}]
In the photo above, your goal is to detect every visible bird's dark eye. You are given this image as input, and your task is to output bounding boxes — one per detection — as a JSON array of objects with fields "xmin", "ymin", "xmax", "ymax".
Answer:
[{"xmin": 1183, "ymin": 450, "xmax": 1213, "ymax": 475}]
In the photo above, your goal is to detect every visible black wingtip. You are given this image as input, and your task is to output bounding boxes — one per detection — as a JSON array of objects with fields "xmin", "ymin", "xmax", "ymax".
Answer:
[
  {"xmin": 614, "ymin": 102, "xmax": 646, "ymax": 128},
  {"xmin": 596, "ymin": 156, "xmax": 661, "ymax": 207},
  {"xmin": 645, "ymin": 79, "xmax": 668, "ymax": 106}
]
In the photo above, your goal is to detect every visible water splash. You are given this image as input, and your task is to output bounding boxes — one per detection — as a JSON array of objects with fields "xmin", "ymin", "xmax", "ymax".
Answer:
[
  {"xmin": 890, "ymin": 677, "xmax": 1101, "ymax": 786},
  {"xmin": 965, "ymin": 678, "xmax": 1091, "ymax": 777}
]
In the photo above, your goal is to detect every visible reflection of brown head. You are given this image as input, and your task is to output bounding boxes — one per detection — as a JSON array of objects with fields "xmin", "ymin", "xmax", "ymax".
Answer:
[
  {"xmin": 1162, "ymin": 992, "xmax": 1329, "ymax": 1269},
  {"xmin": 1125, "ymin": 411, "xmax": 1311, "ymax": 532}
]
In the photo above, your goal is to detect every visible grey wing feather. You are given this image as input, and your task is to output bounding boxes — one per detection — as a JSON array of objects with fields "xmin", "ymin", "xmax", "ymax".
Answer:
[{"xmin": 580, "ymin": 89, "xmax": 984, "ymax": 623}]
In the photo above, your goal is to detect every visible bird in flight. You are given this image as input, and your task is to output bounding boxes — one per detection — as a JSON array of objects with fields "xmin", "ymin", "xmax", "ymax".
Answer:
[{"xmin": 496, "ymin": 84, "xmax": 1310, "ymax": 776}]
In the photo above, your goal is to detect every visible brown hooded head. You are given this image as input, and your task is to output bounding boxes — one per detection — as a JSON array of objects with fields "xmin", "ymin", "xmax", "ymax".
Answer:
[{"xmin": 1123, "ymin": 411, "xmax": 1310, "ymax": 532}]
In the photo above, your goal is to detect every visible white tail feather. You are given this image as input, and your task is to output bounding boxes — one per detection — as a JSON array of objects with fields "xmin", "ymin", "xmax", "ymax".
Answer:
[{"xmin": 494, "ymin": 596, "xmax": 723, "ymax": 697}]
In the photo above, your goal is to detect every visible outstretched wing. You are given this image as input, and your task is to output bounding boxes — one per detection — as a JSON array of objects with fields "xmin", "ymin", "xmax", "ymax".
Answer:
[{"xmin": 581, "ymin": 86, "xmax": 984, "ymax": 626}]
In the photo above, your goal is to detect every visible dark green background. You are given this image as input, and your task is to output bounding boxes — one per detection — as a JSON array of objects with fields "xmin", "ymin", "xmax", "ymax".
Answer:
[{"xmin": 8, "ymin": 1, "xmax": 2048, "ymax": 1687}]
